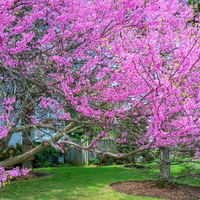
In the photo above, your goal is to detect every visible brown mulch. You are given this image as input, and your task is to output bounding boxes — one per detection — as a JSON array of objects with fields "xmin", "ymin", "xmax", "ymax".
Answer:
[
  {"xmin": 110, "ymin": 180, "xmax": 200, "ymax": 200},
  {"xmin": 10, "ymin": 170, "xmax": 52, "ymax": 182}
]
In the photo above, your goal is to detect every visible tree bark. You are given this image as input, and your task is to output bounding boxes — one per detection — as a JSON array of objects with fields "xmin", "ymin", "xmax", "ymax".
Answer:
[
  {"xmin": 0, "ymin": 133, "xmax": 15, "ymax": 161},
  {"xmin": 21, "ymin": 107, "xmax": 33, "ymax": 169},
  {"xmin": 22, "ymin": 130, "xmax": 32, "ymax": 169},
  {"xmin": 159, "ymin": 147, "xmax": 170, "ymax": 182}
]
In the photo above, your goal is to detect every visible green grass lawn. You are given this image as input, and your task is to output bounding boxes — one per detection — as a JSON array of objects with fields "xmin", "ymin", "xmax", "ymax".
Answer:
[{"xmin": 0, "ymin": 165, "xmax": 199, "ymax": 200}]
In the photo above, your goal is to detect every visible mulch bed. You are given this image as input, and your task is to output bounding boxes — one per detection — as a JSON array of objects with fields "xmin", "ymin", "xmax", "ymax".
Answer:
[
  {"xmin": 110, "ymin": 180, "xmax": 200, "ymax": 200},
  {"xmin": 10, "ymin": 170, "xmax": 52, "ymax": 182}
]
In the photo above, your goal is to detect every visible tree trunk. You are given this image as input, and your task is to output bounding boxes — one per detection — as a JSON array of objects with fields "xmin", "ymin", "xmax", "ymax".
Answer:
[
  {"xmin": 0, "ymin": 132, "xmax": 15, "ymax": 161},
  {"xmin": 159, "ymin": 147, "xmax": 170, "ymax": 182},
  {"xmin": 22, "ymin": 130, "xmax": 32, "ymax": 169},
  {"xmin": 21, "ymin": 107, "xmax": 33, "ymax": 169}
]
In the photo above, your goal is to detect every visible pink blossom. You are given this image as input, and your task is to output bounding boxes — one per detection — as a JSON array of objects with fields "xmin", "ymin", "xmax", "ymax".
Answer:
[
  {"xmin": 0, "ymin": 127, "xmax": 9, "ymax": 140},
  {"xmin": 6, "ymin": 105, "xmax": 13, "ymax": 111},
  {"xmin": 93, "ymin": 150, "xmax": 97, "ymax": 154},
  {"xmin": 5, "ymin": 97, "xmax": 16, "ymax": 105},
  {"xmin": 121, "ymin": 133, "xmax": 127, "ymax": 137},
  {"xmin": 21, "ymin": 169, "xmax": 29, "ymax": 176},
  {"xmin": 30, "ymin": 115, "xmax": 39, "ymax": 124},
  {"xmin": 101, "ymin": 131, "xmax": 109, "ymax": 137},
  {"xmin": 0, "ymin": 167, "xmax": 29, "ymax": 188}
]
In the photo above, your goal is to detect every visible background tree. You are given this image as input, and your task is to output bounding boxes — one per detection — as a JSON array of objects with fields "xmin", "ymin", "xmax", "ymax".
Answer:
[{"xmin": 0, "ymin": 0, "xmax": 199, "ymax": 185}]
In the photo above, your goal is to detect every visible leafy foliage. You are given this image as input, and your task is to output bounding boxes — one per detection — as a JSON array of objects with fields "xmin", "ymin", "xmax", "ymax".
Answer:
[{"xmin": 31, "ymin": 144, "xmax": 63, "ymax": 168}]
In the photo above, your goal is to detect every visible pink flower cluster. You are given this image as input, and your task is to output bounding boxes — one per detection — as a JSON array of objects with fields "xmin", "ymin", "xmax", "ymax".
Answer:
[
  {"xmin": 0, "ymin": 126, "xmax": 9, "ymax": 140},
  {"xmin": 116, "ymin": 138, "xmax": 127, "ymax": 144},
  {"xmin": 116, "ymin": 133, "xmax": 128, "ymax": 144},
  {"xmin": 101, "ymin": 131, "xmax": 109, "ymax": 137},
  {"xmin": 0, "ymin": 167, "xmax": 29, "ymax": 188},
  {"xmin": 92, "ymin": 139, "xmax": 99, "ymax": 148}
]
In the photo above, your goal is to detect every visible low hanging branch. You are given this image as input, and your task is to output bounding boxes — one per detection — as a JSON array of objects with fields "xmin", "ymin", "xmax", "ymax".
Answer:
[{"xmin": 58, "ymin": 139, "xmax": 148, "ymax": 158}]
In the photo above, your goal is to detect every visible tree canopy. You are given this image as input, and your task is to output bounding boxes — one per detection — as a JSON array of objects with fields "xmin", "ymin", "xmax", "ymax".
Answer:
[{"xmin": 0, "ymin": 0, "xmax": 199, "ymax": 185}]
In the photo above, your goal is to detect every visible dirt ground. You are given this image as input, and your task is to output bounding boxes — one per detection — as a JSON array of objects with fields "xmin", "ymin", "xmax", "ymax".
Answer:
[
  {"xmin": 10, "ymin": 170, "xmax": 52, "ymax": 182},
  {"xmin": 110, "ymin": 180, "xmax": 200, "ymax": 200},
  {"xmin": 11, "ymin": 170, "xmax": 200, "ymax": 200}
]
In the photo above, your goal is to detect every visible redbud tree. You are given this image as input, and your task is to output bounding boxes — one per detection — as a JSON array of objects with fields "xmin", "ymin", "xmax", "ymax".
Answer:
[{"xmin": 0, "ymin": 0, "xmax": 199, "ymax": 184}]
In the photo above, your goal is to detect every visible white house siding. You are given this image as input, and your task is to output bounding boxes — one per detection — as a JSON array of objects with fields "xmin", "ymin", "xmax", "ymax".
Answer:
[{"xmin": 9, "ymin": 132, "xmax": 22, "ymax": 146}]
